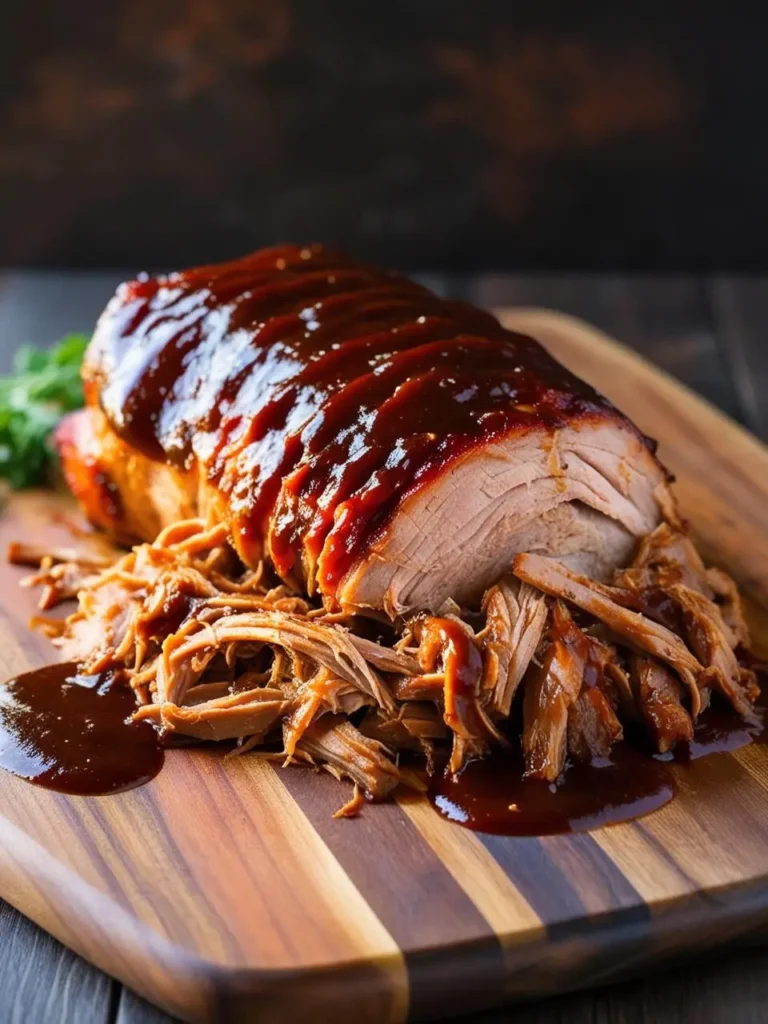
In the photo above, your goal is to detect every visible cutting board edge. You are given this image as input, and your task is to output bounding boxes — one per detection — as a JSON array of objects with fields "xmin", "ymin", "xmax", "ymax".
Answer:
[
  {"xmin": 497, "ymin": 305, "xmax": 768, "ymax": 469},
  {"xmin": 8, "ymin": 789, "xmax": 768, "ymax": 1024},
  {"xmin": 493, "ymin": 874, "xmax": 768, "ymax": 1015},
  {"xmin": 1, "ymin": 308, "xmax": 768, "ymax": 1021},
  {"xmin": 0, "ymin": 806, "xmax": 416, "ymax": 1023}
]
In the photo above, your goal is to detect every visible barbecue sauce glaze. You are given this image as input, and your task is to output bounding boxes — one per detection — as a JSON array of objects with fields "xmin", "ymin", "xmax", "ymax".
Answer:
[
  {"xmin": 86, "ymin": 244, "xmax": 631, "ymax": 597},
  {"xmin": 0, "ymin": 662, "xmax": 163, "ymax": 794}
]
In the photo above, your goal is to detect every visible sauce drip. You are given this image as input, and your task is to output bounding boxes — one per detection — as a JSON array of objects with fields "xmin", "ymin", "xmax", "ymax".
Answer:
[
  {"xmin": 0, "ymin": 662, "xmax": 164, "ymax": 795},
  {"xmin": 430, "ymin": 692, "xmax": 766, "ymax": 836},
  {"xmin": 89, "ymin": 244, "xmax": 631, "ymax": 593}
]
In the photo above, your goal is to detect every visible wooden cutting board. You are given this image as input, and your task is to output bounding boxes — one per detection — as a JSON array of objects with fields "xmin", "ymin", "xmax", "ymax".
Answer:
[{"xmin": 2, "ymin": 309, "xmax": 768, "ymax": 1024}]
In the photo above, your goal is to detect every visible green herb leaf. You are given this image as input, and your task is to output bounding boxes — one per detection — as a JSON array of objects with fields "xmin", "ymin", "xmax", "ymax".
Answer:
[{"xmin": 0, "ymin": 334, "xmax": 89, "ymax": 488}]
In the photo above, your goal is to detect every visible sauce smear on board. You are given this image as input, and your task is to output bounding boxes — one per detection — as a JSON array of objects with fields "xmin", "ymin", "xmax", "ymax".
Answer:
[
  {"xmin": 0, "ymin": 662, "xmax": 164, "ymax": 795},
  {"xmin": 429, "ymin": 690, "xmax": 766, "ymax": 836}
]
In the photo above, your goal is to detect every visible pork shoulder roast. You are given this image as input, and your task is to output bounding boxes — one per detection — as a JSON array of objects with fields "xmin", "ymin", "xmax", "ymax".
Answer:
[
  {"xmin": 18, "ymin": 245, "xmax": 755, "ymax": 805},
  {"xmin": 58, "ymin": 243, "xmax": 670, "ymax": 616}
]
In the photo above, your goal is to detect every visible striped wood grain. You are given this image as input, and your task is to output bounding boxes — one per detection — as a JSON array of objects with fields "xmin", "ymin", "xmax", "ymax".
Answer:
[{"xmin": 1, "ymin": 311, "xmax": 768, "ymax": 1020}]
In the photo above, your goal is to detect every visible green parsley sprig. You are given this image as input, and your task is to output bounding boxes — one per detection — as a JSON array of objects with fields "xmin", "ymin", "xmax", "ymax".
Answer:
[{"xmin": 0, "ymin": 334, "xmax": 89, "ymax": 488}]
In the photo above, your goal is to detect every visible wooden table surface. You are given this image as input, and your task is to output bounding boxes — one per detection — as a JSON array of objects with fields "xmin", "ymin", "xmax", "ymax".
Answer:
[{"xmin": 1, "ymin": 270, "xmax": 767, "ymax": 1023}]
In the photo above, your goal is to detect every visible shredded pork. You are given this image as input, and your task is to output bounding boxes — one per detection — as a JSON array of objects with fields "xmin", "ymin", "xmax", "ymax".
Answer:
[{"xmin": 13, "ymin": 514, "xmax": 758, "ymax": 809}]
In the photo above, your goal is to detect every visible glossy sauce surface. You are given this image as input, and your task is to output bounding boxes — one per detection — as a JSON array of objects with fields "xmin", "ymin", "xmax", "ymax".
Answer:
[
  {"xmin": 87, "ymin": 244, "xmax": 624, "ymax": 593},
  {"xmin": 430, "ymin": 694, "xmax": 766, "ymax": 836},
  {"xmin": 0, "ymin": 662, "xmax": 164, "ymax": 795}
]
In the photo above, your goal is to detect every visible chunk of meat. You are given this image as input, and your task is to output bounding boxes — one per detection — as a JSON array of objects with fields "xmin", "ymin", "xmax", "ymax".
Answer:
[
  {"xmin": 513, "ymin": 553, "xmax": 704, "ymax": 716},
  {"xmin": 480, "ymin": 578, "xmax": 548, "ymax": 718},
  {"xmin": 294, "ymin": 715, "xmax": 400, "ymax": 799},
  {"xmin": 618, "ymin": 523, "xmax": 749, "ymax": 650},
  {"xmin": 405, "ymin": 614, "xmax": 493, "ymax": 771},
  {"xmin": 615, "ymin": 533, "xmax": 755, "ymax": 717},
  {"xmin": 568, "ymin": 687, "xmax": 623, "ymax": 764},
  {"xmin": 523, "ymin": 601, "xmax": 588, "ymax": 781},
  {"xmin": 58, "ymin": 245, "xmax": 671, "ymax": 617},
  {"xmin": 359, "ymin": 703, "xmax": 448, "ymax": 753},
  {"xmin": 665, "ymin": 584, "xmax": 759, "ymax": 719},
  {"xmin": 704, "ymin": 567, "xmax": 750, "ymax": 650},
  {"xmin": 337, "ymin": 428, "xmax": 668, "ymax": 616},
  {"xmin": 631, "ymin": 523, "xmax": 710, "ymax": 589},
  {"xmin": 134, "ymin": 687, "xmax": 290, "ymax": 741},
  {"xmin": 629, "ymin": 655, "xmax": 694, "ymax": 753}
]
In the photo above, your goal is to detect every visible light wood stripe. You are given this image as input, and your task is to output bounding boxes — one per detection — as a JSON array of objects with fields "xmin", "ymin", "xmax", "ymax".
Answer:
[
  {"xmin": 734, "ymin": 742, "xmax": 768, "ymax": 791},
  {"xmin": 601, "ymin": 755, "xmax": 768, "ymax": 893},
  {"xmin": 1, "ymin": 750, "xmax": 410, "ymax": 1023},
  {"xmin": 591, "ymin": 821, "xmax": 695, "ymax": 903},
  {"xmin": 0, "ymin": 815, "xmax": 215, "ymax": 1022}
]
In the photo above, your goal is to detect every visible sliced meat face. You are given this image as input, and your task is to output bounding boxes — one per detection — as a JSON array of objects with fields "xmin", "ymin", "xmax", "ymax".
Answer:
[
  {"xmin": 60, "ymin": 244, "xmax": 670, "ymax": 618},
  {"xmin": 338, "ymin": 420, "xmax": 668, "ymax": 616}
]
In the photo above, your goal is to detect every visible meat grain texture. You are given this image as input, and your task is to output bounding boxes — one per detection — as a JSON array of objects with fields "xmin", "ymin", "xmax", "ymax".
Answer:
[{"xmin": 20, "ymin": 246, "xmax": 758, "ymax": 808}]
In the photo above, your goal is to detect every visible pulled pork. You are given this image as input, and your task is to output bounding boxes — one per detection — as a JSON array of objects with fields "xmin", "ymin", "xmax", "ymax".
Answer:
[{"xmin": 14, "ymin": 519, "xmax": 758, "ymax": 808}]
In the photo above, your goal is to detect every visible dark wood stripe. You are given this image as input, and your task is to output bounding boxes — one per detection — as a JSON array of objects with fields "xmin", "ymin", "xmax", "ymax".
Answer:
[
  {"xmin": 474, "ymin": 831, "xmax": 651, "ymax": 1001},
  {"xmin": 540, "ymin": 833, "xmax": 647, "ymax": 927},
  {"xmin": 277, "ymin": 764, "xmax": 506, "ymax": 1021},
  {"xmin": 478, "ymin": 831, "xmax": 649, "ymax": 947},
  {"xmin": 478, "ymin": 835, "xmax": 586, "ymax": 924}
]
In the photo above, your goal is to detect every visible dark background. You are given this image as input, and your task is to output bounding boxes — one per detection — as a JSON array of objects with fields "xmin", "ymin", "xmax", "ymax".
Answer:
[{"xmin": 2, "ymin": 1, "xmax": 767, "ymax": 271}]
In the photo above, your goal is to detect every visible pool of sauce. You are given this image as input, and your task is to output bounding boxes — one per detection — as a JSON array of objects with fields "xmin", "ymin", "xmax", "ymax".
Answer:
[
  {"xmin": 0, "ymin": 662, "xmax": 164, "ymax": 795},
  {"xmin": 430, "ymin": 690, "xmax": 766, "ymax": 836},
  {"xmin": 87, "ymin": 244, "xmax": 644, "ymax": 595}
]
